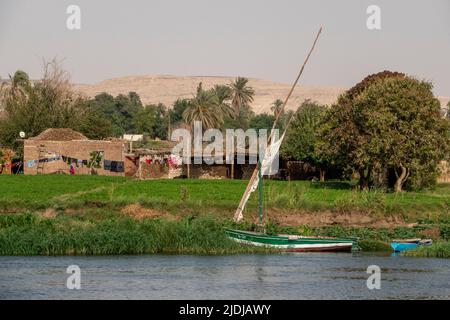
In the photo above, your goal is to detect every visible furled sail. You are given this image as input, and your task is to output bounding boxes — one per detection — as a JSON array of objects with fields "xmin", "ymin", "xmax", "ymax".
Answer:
[
  {"xmin": 233, "ymin": 26, "xmax": 322, "ymax": 223},
  {"xmin": 233, "ymin": 132, "xmax": 286, "ymax": 222}
]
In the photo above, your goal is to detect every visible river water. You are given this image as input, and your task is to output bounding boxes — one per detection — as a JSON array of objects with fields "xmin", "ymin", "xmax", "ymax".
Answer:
[{"xmin": 0, "ymin": 253, "xmax": 449, "ymax": 300}]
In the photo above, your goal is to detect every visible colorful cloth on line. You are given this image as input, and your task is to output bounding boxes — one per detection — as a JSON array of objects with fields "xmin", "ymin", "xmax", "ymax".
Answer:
[
  {"xmin": 104, "ymin": 160, "xmax": 124, "ymax": 172},
  {"xmin": 27, "ymin": 156, "xmax": 62, "ymax": 167}
]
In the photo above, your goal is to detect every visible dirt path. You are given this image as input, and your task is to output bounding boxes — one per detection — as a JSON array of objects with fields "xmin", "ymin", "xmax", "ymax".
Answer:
[
  {"xmin": 51, "ymin": 180, "xmax": 131, "ymax": 202},
  {"xmin": 266, "ymin": 208, "xmax": 413, "ymax": 228}
]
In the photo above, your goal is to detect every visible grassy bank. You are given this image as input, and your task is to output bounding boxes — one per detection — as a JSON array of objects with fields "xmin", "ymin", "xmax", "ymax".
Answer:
[
  {"xmin": 0, "ymin": 176, "xmax": 448, "ymax": 256},
  {"xmin": 0, "ymin": 211, "xmax": 445, "ymax": 256}
]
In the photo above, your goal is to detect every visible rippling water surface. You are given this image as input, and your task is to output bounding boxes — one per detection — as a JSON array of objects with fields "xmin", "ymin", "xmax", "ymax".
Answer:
[{"xmin": 1, "ymin": 253, "xmax": 449, "ymax": 299}]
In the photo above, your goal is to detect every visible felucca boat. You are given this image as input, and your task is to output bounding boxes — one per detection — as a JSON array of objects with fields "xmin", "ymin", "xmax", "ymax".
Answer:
[{"xmin": 225, "ymin": 27, "xmax": 359, "ymax": 252}]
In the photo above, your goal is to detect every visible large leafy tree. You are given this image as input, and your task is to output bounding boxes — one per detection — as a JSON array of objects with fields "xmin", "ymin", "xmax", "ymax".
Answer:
[
  {"xmin": 355, "ymin": 77, "xmax": 447, "ymax": 191},
  {"xmin": 249, "ymin": 113, "xmax": 275, "ymax": 131},
  {"xmin": 229, "ymin": 77, "xmax": 255, "ymax": 116},
  {"xmin": 134, "ymin": 105, "xmax": 157, "ymax": 136},
  {"xmin": 282, "ymin": 100, "xmax": 329, "ymax": 181},
  {"xmin": 170, "ymin": 98, "xmax": 190, "ymax": 125},
  {"xmin": 319, "ymin": 71, "xmax": 407, "ymax": 189},
  {"xmin": 151, "ymin": 103, "xmax": 169, "ymax": 139},
  {"xmin": 320, "ymin": 71, "xmax": 449, "ymax": 191},
  {"xmin": 87, "ymin": 91, "xmax": 143, "ymax": 136},
  {"xmin": 131, "ymin": 103, "xmax": 168, "ymax": 139},
  {"xmin": 221, "ymin": 104, "xmax": 255, "ymax": 131},
  {"xmin": 75, "ymin": 101, "xmax": 113, "ymax": 140},
  {"xmin": 0, "ymin": 62, "xmax": 85, "ymax": 150}
]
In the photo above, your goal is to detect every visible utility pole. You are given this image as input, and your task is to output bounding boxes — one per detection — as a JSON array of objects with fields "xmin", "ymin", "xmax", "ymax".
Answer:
[{"xmin": 168, "ymin": 108, "xmax": 171, "ymax": 140}]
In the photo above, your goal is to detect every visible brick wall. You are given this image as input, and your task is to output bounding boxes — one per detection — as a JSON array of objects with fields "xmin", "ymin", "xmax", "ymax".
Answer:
[
  {"xmin": 24, "ymin": 139, "xmax": 125, "ymax": 176},
  {"xmin": 125, "ymin": 156, "xmax": 139, "ymax": 177}
]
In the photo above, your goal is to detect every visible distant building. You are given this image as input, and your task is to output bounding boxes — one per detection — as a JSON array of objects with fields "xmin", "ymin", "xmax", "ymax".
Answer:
[
  {"xmin": 24, "ymin": 128, "xmax": 127, "ymax": 176},
  {"xmin": 126, "ymin": 140, "xmax": 258, "ymax": 180},
  {"xmin": 123, "ymin": 134, "xmax": 143, "ymax": 142}
]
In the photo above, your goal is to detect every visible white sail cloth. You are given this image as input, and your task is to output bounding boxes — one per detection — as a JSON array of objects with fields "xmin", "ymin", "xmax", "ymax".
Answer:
[{"xmin": 234, "ymin": 132, "xmax": 286, "ymax": 222}]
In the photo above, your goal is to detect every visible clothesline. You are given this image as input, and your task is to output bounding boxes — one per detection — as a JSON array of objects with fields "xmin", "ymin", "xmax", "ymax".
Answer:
[{"xmin": 27, "ymin": 154, "xmax": 124, "ymax": 172}]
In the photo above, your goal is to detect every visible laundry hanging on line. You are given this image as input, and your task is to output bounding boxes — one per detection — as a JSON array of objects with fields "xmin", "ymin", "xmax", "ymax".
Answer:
[{"xmin": 27, "ymin": 154, "xmax": 124, "ymax": 173}]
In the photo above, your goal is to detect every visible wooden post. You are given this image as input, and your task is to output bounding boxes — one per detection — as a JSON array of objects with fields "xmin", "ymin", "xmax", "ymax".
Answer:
[
  {"xmin": 258, "ymin": 161, "xmax": 263, "ymax": 227},
  {"xmin": 168, "ymin": 109, "xmax": 171, "ymax": 139},
  {"xmin": 187, "ymin": 162, "xmax": 191, "ymax": 178},
  {"xmin": 231, "ymin": 156, "xmax": 234, "ymax": 179}
]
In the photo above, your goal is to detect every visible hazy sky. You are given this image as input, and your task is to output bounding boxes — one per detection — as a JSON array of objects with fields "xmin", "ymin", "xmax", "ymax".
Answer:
[{"xmin": 0, "ymin": 0, "xmax": 449, "ymax": 95}]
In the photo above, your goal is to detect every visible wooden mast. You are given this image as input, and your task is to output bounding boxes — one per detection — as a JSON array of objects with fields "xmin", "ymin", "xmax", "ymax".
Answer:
[{"xmin": 233, "ymin": 27, "xmax": 323, "ymax": 222}]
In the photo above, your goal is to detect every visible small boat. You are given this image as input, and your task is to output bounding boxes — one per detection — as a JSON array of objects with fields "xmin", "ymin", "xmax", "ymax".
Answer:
[
  {"xmin": 226, "ymin": 229, "xmax": 357, "ymax": 252},
  {"xmin": 391, "ymin": 238, "xmax": 432, "ymax": 253}
]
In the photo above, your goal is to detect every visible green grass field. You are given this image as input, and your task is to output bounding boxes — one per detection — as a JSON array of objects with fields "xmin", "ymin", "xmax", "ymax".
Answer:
[{"xmin": 0, "ymin": 175, "xmax": 448, "ymax": 219}]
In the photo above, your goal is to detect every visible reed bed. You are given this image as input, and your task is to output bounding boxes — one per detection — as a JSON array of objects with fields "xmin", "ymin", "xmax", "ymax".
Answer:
[
  {"xmin": 0, "ymin": 213, "xmax": 272, "ymax": 255},
  {"xmin": 402, "ymin": 242, "xmax": 450, "ymax": 259}
]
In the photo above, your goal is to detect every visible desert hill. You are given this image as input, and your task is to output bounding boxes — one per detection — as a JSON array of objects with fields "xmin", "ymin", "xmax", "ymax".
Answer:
[{"xmin": 75, "ymin": 75, "xmax": 449, "ymax": 114}]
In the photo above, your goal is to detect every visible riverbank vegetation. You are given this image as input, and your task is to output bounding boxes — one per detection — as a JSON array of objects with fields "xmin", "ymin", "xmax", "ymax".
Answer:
[
  {"xmin": 0, "ymin": 176, "xmax": 448, "ymax": 256},
  {"xmin": 1, "ymin": 64, "xmax": 449, "ymax": 257},
  {"xmin": 0, "ymin": 209, "xmax": 447, "ymax": 256},
  {"xmin": 0, "ymin": 213, "xmax": 271, "ymax": 255},
  {"xmin": 402, "ymin": 242, "xmax": 450, "ymax": 259}
]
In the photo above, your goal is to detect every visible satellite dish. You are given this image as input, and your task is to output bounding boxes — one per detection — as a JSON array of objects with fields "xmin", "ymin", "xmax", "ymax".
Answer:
[{"xmin": 19, "ymin": 131, "xmax": 25, "ymax": 138}]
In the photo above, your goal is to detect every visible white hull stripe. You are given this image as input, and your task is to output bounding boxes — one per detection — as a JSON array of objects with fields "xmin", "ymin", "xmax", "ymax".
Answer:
[{"xmin": 229, "ymin": 237, "xmax": 353, "ymax": 249}]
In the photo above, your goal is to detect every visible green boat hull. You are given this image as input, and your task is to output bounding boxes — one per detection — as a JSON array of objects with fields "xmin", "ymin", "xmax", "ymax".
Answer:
[{"xmin": 225, "ymin": 229, "xmax": 357, "ymax": 252}]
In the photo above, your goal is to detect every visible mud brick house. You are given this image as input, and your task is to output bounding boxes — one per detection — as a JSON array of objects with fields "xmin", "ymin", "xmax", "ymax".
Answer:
[
  {"xmin": 124, "ymin": 140, "xmax": 182, "ymax": 179},
  {"xmin": 126, "ymin": 140, "xmax": 259, "ymax": 180},
  {"xmin": 24, "ymin": 128, "xmax": 127, "ymax": 176}
]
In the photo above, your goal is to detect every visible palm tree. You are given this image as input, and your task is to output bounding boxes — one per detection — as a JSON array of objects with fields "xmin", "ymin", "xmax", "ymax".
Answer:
[
  {"xmin": 229, "ymin": 77, "xmax": 254, "ymax": 116},
  {"xmin": 1, "ymin": 70, "xmax": 31, "ymax": 103},
  {"xmin": 183, "ymin": 83, "xmax": 223, "ymax": 129},
  {"xmin": 271, "ymin": 99, "xmax": 284, "ymax": 118},
  {"xmin": 212, "ymin": 85, "xmax": 234, "ymax": 119}
]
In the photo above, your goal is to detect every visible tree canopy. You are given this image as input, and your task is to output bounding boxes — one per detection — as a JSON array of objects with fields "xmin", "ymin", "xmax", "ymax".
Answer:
[
  {"xmin": 0, "ymin": 62, "xmax": 85, "ymax": 150},
  {"xmin": 282, "ymin": 100, "xmax": 329, "ymax": 180},
  {"xmin": 249, "ymin": 113, "xmax": 275, "ymax": 131},
  {"xmin": 320, "ymin": 72, "xmax": 449, "ymax": 191}
]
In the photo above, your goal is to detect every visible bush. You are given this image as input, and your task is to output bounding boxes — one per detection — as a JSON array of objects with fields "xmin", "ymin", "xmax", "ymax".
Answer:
[{"xmin": 440, "ymin": 224, "xmax": 450, "ymax": 240}]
